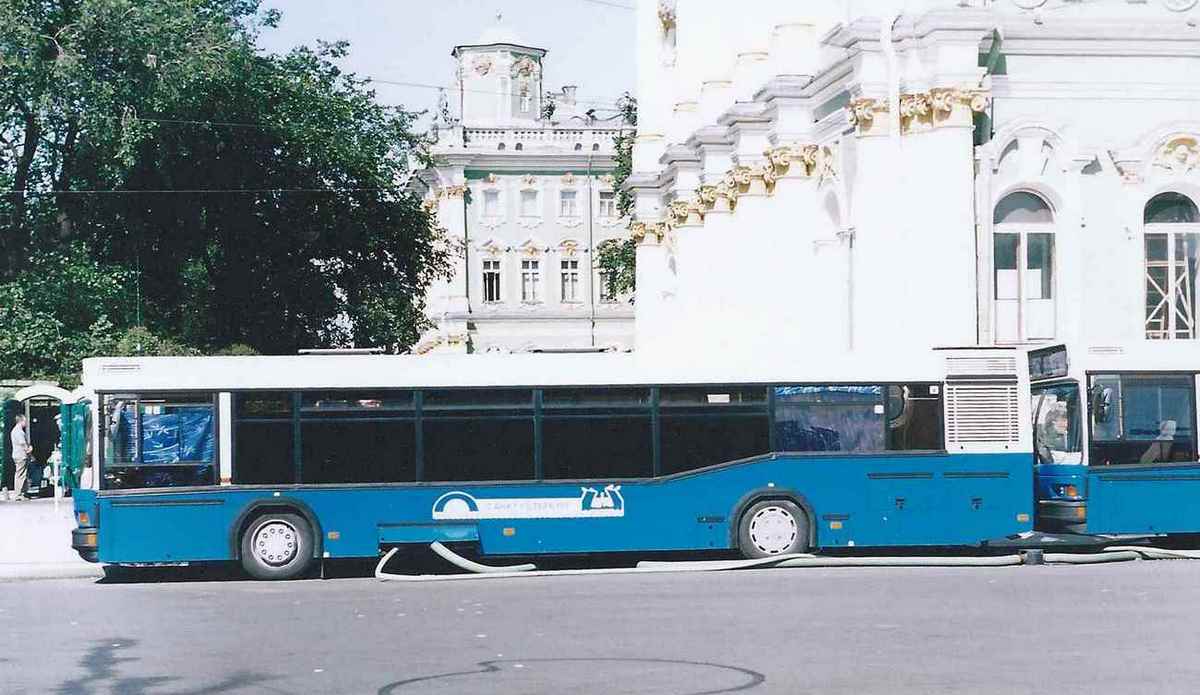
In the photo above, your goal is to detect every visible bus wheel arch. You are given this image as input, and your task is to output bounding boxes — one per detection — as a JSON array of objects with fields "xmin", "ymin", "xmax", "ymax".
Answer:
[
  {"xmin": 231, "ymin": 498, "xmax": 324, "ymax": 563},
  {"xmin": 729, "ymin": 489, "xmax": 816, "ymax": 557}
]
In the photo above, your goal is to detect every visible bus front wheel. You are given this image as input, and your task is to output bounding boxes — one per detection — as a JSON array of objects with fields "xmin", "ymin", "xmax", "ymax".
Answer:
[
  {"xmin": 240, "ymin": 512, "xmax": 315, "ymax": 580},
  {"xmin": 737, "ymin": 500, "xmax": 810, "ymax": 559}
]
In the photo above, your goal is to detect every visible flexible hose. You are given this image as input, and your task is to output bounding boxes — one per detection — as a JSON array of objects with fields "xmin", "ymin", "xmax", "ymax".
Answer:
[
  {"xmin": 374, "ymin": 543, "xmax": 1200, "ymax": 583},
  {"xmin": 775, "ymin": 555, "xmax": 1024, "ymax": 568},
  {"xmin": 429, "ymin": 541, "xmax": 537, "ymax": 573}
]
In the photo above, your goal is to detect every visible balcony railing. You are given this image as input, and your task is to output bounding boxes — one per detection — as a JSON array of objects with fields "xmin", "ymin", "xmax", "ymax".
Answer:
[{"xmin": 464, "ymin": 127, "xmax": 623, "ymax": 152}]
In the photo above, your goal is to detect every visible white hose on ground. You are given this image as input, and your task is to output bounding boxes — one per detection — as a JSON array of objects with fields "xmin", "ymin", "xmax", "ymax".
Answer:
[
  {"xmin": 429, "ymin": 541, "xmax": 538, "ymax": 573},
  {"xmin": 775, "ymin": 555, "xmax": 1024, "ymax": 568},
  {"xmin": 634, "ymin": 553, "xmax": 814, "ymax": 571},
  {"xmin": 373, "ymin": 543, "xmax": 1200, "ymax": 583},
  {"xmin": 1104, "ymin": 546, "xmax": 1200, "ymax": 560}
]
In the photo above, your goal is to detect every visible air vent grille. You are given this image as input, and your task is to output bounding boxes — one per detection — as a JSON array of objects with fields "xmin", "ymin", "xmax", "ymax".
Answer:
[
  {"xmin": 945, "ymin": 381, "xmax": 1021, "ymax": 447},
  {"xmin": 945, "ymin": 356, "xmax": 1018, "ymax": 377},
  {"xmin": 100, "ymin": 363, "xmax": 142, "ymax": 373}
]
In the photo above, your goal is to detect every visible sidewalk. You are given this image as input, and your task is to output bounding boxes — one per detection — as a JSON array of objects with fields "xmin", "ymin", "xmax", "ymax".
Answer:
[{"xmin": 0, "ymin": 497, "xmax": 104, "ymax": 581}]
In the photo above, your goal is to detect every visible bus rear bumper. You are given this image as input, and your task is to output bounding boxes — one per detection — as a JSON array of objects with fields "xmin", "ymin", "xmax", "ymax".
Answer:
[
  {"xmin": 1037, "ymin": 500, "xmax": 1087, "ymax": 534},
  {"xmin": 72, "ymin": 527, "xmax": 100, "ymax": 563}
]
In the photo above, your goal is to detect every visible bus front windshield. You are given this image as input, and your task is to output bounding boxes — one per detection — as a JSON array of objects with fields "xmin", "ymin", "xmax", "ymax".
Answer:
[{"xmin": 1032, "ymin": 384, "xmax": 1083, "ymax": 465}]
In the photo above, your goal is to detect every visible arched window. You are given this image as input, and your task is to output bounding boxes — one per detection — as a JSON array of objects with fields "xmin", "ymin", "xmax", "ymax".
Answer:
[
  {"xmin": 994, "ymin": 191, "xmax": 1054, "ymax": 225},
  {"xmin": 1145, "ymin": 192, "xmax": 1199, "ymax": 225},
  {"xmin": 993, "ymin": 191, "xmax": 1056, "ymax": 343},
  {"xmin": 1144, "ymin": 192, "xmax": 1199, "ymax": 340}
]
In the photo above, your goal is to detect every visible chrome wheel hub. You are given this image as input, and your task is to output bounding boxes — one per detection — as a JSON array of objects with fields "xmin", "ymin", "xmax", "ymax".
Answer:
[
  {"xmin": 254, "ymin": 520, "xmax": 298, "ymax": 566},
  {"xmin": 749, "ymin": 506, "xmax": 798, "ymax": 555}
]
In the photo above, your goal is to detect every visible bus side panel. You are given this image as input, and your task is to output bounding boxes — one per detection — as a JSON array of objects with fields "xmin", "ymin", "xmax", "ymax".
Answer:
[
  {"xmin": 1087, "ymin": 463, "xmax": 1200, "ymax": 534},
  {"xmin": 91, "ymin": 451, "xmax": 1033, "ymax": 563},
  {"xmin": 99, "ymin": 494, "xmax": 235, "ymax": 563},
  {"xmin": 465, "ymin": 452, "xmax": 1032, "ymax": 555}
]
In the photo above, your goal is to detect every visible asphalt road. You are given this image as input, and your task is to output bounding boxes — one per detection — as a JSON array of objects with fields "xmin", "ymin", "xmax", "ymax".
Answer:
[{"xmin": 3, "ymin": 560, "xmax": 1200, "ymax": 694}]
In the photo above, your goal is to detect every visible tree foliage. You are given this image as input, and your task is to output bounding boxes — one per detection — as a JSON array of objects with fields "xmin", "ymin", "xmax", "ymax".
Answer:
[
  {"xmin": 0, "ymin": 0, "xmax": 448, "ymax": 381},
  {"xmin": 0, "ymin": 243, "xmax": 128, "ymax": 384},
  {"xmin": 596, "ymin": 93, "xmax": 637, "ymax": 297}
]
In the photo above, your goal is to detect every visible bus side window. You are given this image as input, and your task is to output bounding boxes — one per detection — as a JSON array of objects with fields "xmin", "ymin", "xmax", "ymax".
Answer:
[
  {"xmin": 300, "ymin": 391, "xmax": 417, "ymax": 484},
  {"xmin": 423, "ymin": 389, "xmax": 535, "ymax": 483},
  {"xmin": 773, "ymin": 385, "xmax": 885, "ymax": 453},
  {"xmin": 659, "ymin": 386, "xmax": 769, "ymax": 474},
  {"xmin": 233, "ymin": 392, "xmax": 295, "ymax": 485},
  {"xmin": 1089, "ymin": 374, "xmax": 1196, "ymax": 466},
  {"xmin": 886, "ymin": 384, "xmax": 944, "ymax": 451},
  {"xmin": 542, "ymin": 387, "xmax": 652, "ymax": 480},
  {"xmin": 102, "ymin": 394, "xmax": 217, "ymax": 490}
]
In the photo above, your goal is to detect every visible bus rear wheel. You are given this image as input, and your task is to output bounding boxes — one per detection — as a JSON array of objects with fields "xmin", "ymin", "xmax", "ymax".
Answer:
[
  {"xmin": 240, "ymin": 512, "xmax": 315, "ymax": 580},
  {"xmin": 737, "ymin": 500, "xmax": 810, "ymax": 559}
]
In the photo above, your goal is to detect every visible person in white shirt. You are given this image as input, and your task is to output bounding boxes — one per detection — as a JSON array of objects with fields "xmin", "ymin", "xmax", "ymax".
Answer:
[{"xmin": 9, "ymin": 414, "xmax": 32, "ymax": 501}]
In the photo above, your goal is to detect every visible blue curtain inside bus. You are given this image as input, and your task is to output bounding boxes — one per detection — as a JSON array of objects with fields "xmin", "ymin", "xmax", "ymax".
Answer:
[{"xmin": 119, "ymin": 407, "xmax": 215, "ymax": 464}]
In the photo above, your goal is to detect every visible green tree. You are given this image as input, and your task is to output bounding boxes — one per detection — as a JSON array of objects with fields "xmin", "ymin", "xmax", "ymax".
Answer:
[
  {"xmin": 596, "ymin": 93, "xmax": 638, "ymax": 297},
  {"xmin": 0, "ymin": 243, "xmax": 130, "ymax": 384},
  {"xmin": 1, "ymin": 1, "xmax": 449, "ymax": 365}
]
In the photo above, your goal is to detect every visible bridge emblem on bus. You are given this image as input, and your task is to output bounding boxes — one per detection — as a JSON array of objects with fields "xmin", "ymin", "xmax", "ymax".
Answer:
[
  {"xmin": 581, "ymin": 485, "xmax": 623, "ymax": 512},
  {"xmin": 432, "ymin": 486, "xmax": 627, "ymax": 520}
]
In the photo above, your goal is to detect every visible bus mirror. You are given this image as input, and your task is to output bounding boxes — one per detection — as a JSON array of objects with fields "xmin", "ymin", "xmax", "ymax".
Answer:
[{"xmin": 1092, "ymin": 387, "xmax": 1113, "ymax": 424}]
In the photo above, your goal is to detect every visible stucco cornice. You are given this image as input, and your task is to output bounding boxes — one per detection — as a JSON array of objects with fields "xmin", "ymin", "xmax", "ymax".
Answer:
[{"xmin": 436, "ymin": 152, "xmax": 617, "ymax": 172}]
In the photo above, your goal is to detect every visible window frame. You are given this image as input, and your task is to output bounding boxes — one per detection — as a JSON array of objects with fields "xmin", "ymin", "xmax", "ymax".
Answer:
[
  {"xmin": 1085, "ymin": 371, "xmax": 1200, "ymax": 468},
  {"xmin": 521, "ymin": 258, "xmax": 542, "ymax": 303},
  {"xmin": 598, "ymin": 190, "xmax": 617, "ymax": 219},
  {"xmin": 992, "ymin": 191, "xmax": 1058, "ymax": 344},
  {"xmin": 141, "ymin": 381, "xmax": 952, "ymax": 492},
  {"xmin": 482, "ymin": 258, "xmax": 503, "ymax": 304},
  {"xmin": 1143, "ymin": 192, "xmax": 1199, "ymax": 341},
  {"xmin": 560, "ymin": 258, "xmax": 581, "ymax": 303},
  {"xmin": 559, "ymin": 189, "xmax": 579, "ymax": 218},
  {"xmin": 97, "ymin": 391, "xmax": 221, "ymax": 491}
]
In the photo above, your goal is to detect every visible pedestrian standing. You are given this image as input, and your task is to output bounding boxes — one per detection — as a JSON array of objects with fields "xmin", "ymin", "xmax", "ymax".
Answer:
[{"xmin": 9, "ymin": 414, "xmax": 32, "ymax": 501}]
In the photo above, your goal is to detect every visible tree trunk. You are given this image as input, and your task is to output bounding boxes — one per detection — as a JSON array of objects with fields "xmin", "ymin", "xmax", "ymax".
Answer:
[
  {"xmin": 54, "ymin": 115, "xmax": 80, "ymax": 240},
  {"xmin": 8, "ymin": 101, "xmax": 41, "ymax": 273}
]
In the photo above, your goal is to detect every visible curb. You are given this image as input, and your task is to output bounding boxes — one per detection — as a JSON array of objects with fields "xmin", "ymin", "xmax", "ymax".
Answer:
[{"xmin": 0, "ymin": 562, "xmax": 105, "ymax": 582}]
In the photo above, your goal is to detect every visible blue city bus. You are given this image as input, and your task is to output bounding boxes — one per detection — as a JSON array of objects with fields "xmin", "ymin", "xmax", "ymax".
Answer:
[
  {"xmin": 71, "ymin": 347, "xmax": 1038, "ymax": 580},
  {"xmin": 1030, "ymin": 343, "xmax": 1200, "ymax": 537}
]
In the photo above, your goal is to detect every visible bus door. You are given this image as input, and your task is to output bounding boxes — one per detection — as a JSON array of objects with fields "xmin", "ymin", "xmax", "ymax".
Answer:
[
  {"xmin": 1085, "ymin": 373, "xmax": 1200, "ymax": 534},
  {"xmin": 1030, "ymin": 381, "xmax": 1085, "ymax": 533}
]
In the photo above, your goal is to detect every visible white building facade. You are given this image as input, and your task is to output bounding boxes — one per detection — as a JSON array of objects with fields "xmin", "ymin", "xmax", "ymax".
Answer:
[
  {"xmin": 628, "ymin": 0, "xmax": 1200, "ymax": 362},
  {"xmin": 413, "ymin": 22, "xmax": 635, "ymax": 355}
]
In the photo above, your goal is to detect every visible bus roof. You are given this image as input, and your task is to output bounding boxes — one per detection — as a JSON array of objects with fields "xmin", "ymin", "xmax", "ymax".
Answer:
[
  {"xmin": 1047, "ymin": 343, "xmax": 1200, "ymax": 376},
  {"xmin": 80, "ymin": 349, "xmax": 956, "ymax": 392}
]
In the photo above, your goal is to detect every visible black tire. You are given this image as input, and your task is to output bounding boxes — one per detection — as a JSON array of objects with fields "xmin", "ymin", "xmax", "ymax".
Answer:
[
  {"xmin": 737, "ymin": 499, "xmax": 810, "ymax": 559},
  {"xmin": 239, "ymin": 512, "xmax": 315, "ymax": 581}
]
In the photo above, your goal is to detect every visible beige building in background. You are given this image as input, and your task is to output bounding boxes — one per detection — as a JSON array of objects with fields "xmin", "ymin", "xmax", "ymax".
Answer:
[{"xmin": 412, "ymin": 19, "xmax": 635, "ymax": 354}]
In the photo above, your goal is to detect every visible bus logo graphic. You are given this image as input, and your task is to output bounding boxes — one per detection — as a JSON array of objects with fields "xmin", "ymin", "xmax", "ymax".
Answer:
[{"xmin": 432, "ymin": 485, "xmax": 626, "ymax": 520}]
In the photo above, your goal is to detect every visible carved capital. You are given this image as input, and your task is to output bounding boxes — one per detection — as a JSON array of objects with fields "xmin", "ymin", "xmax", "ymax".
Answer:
[
  {"xmin": 850, "ymin": 89, "xmax": 990, "ymax": 136},
  {"xmin": 765, "ymin": 144, "xmax": 822, "ymax": 178},
  {"xmin": 694, "ymin": 185, "xmax": 718, "ymax": 211},
  {"xmin": 631, "ymin": 220, "xmax": 669, "ymax": 245},
  {"xmin": 930, "ymin": 87, "xmax": 990, "ymax": 117},
  {"xmin": 846, "ymin": 98, "xmax": 886, "ymax": 130}
]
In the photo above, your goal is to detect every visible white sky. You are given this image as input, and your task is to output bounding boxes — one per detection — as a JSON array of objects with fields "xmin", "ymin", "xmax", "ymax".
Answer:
[{"xmin": 256, "ymin": 0, "xmax": 637, "ymax": 124}]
